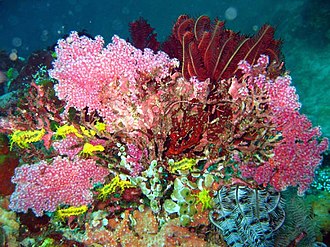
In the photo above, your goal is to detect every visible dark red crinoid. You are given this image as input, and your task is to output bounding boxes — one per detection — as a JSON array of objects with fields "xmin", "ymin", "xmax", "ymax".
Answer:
[
  {"xmin": 128, "ymin": 18, "xmax": 160, "ymax": 51},
  {"xmin": 129, "ymin": 15, "xmax": 283, "ymax": 83},
  {"xmin": 162, "ymin": 15, "xmax": 283, "ymax": 82}
]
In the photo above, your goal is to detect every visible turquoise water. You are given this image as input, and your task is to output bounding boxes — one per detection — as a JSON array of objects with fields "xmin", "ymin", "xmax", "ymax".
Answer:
[{"xmin": 0, "ymin": 0, "xmax": 329, "ymax": 246}]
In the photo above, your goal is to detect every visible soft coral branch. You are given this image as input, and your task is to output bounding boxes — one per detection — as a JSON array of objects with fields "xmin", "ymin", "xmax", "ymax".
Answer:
[{"xmin": 238, "ymin": 55, "xmax": 328, "ymax": 194}]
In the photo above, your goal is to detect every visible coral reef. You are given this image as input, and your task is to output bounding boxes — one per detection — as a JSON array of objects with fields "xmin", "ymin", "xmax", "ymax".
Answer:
[
  {"xmin": 235, "ymin": 56, "xmax": 328, "ymax": 194},
  {"xmin": 49, "ymin": 32, "xmax": 179, "ymax": 135},
  {"xmin": 0, "ymin": 13, "xmax": 328, "ymax": 247}
]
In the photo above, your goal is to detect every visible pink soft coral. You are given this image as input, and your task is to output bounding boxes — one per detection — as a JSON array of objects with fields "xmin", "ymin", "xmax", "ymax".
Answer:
[
  {"xmin": 238, "ymin": 55, "xmax": 328, "ymax": 194},
  {"xmin": 49, "ymin": 32, "xmax": 179, "ymax": 134},
  {"xmin": 9, "ymin": 156, "xmax": 109, "ymax": 216}
]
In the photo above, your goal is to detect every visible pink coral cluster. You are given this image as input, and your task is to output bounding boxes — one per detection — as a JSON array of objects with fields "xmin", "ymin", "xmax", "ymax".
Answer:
[
  {"xmin": 49, "ymin": 32, "xmax": 179, "ymax": 133},
  {"xmin": 52, "ymin": 135, "xmax": 83, "ymax": 159},
  {"xmin": 126, "ymin": 143, "xmax": 148, "ymax": 176},
  {"xmin": 9, "ymin": 156, "xmax": 109, "ymax": 216},
  {"xmin": 238, "ymin": 55, "xmax": 328, "ymax": 194}
]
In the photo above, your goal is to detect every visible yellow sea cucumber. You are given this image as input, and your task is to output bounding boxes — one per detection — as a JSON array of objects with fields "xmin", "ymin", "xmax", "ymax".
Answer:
[{"xmin": 94, "ymin": 121, "xmax": 106, "ymax": 132}]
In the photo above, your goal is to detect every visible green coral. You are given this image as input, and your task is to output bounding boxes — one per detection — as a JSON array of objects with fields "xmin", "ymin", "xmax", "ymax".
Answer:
[
  {"xmin": 164, "ymin": 176, "xmax": 198, "ymax": 226},
  {"xmin": 39, "ymin": 238, "xmax": 55, "ymax": 247},
  {"xmin": 164, "ymin": 173, "xmax": 215, "ymax": 226},
  {"xmin": 131, "ymin": 160, "xmax": 165, "ymax": 213},
  {"xmin": 32, "ymin": 65, "xmax": 55, "ymax": 85},
  {"xmin": 311, "ymin": 166, "xmax": 330, "ymax": 192},
  {"xmin": 5, "ymin": 67, "xmax": 19, "ymax": 89}
]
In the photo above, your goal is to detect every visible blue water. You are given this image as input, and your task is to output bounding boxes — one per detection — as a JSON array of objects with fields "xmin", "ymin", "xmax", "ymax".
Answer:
[{"xmin": 0, "ymin": 0, "xmax": 314, "ymax": 56}]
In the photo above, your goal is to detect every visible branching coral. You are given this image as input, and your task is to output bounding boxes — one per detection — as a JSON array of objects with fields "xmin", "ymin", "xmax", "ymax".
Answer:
[{"xmin": 0, "ymin": 79, "xmax": 64, "ymax": 149}]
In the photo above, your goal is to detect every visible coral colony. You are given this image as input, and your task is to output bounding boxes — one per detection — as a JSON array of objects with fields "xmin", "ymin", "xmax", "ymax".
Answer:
[{"xmin": 0, "ymin": 15, "xmax": 328, "ymax": 246}]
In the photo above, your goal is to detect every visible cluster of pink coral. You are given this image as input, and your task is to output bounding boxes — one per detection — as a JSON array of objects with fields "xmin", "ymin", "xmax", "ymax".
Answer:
[
  {"xmin": 49, "ymin": 32, "xmax": 179, "ymax": 133},
  {"xmin": 238, "ymin": 55, "xmax": 328, "ymax": 194},
  {"xmin": 126, "ymin": 143, "xmax": 148, "ymax": 176},
  {"xmin": 9, "ymin": 156, "xmax": 109, "ymax": 216},
  {"xmin": 53, "ymin": 135, "xmax": 83, "ymax": 159}
]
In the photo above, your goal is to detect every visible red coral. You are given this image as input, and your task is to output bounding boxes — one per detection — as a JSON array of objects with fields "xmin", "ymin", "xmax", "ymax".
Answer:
[
  {"xmin": 0, "ymin": 154, "xmax": 19, "ymax": 196},
  {"xmin": 164, "ymin": 78, "xmax": 232, "ymax": 157},
  {"xmin": 0, "ymin": 155, "xmax": 19, "ymax": 196},
  {"xmin": 122, "ymin": 187, "xmax": 142, "ymax": 203},
  {"xmin": 19, "ymin": 211, "xmax": 50, "ymax": 234},
  {"xmin": 0, "ymin": 134, "xmax": 19, "ymax": 196}
]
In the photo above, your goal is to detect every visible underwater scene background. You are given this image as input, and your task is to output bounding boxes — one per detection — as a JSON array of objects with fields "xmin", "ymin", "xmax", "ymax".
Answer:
[{"xmin": 0, "ymin": 0, "xmax": 329, "ymax": 246}]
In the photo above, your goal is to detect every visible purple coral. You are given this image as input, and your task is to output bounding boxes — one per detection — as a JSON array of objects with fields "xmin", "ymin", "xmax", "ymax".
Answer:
[{"xmin": 9, "ymin": 156, "xmax": 109, "ymax": 216}]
